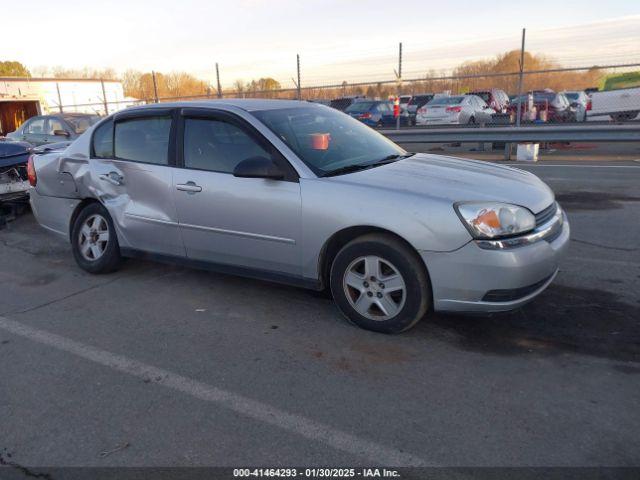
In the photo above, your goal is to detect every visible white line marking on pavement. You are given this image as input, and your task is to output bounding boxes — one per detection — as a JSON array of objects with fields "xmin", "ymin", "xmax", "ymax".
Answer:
[{"xmin": 0, "ymin": 316, "xmax": 430, "ymax": 467}]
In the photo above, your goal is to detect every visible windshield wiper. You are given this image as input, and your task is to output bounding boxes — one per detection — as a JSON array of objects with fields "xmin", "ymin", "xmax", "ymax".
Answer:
[
  {"xmin": 376, "ymin": 152, "xmax": 416, "ymax": 163},
  {"xmin": 320, "ymin": 153, "xmax": 416, "ymax": 178},
  {"xmin": 320, "ymin": 163, "xmax": 374, "ymax": 177}
]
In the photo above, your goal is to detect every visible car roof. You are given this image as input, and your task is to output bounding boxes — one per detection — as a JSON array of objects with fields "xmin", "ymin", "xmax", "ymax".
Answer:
[{"xmin": 121, "ymin": 99, "xmax": 313, "ymax": 114}]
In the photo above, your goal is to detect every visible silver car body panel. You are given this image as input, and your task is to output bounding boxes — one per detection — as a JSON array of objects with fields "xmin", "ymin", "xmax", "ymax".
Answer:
[{"xmin": 29, "ymin": 99, "xmax": 569, "ymax": 313}]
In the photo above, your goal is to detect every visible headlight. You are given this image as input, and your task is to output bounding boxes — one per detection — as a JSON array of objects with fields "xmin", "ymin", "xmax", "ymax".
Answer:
[{"xmin": 455, "ymin": 202, "xmax": 535, "ymax": 239}]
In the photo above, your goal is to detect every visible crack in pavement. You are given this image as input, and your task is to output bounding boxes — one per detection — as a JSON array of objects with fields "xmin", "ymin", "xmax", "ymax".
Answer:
[{"xmin": 0, "ymin": 452, "xmax": 54, "ymax": 479}]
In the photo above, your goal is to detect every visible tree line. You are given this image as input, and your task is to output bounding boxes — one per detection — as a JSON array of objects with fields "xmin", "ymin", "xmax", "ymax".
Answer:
[{"xmin": 1, "ymin": 50, "xmax": 611, "ymax": 102}]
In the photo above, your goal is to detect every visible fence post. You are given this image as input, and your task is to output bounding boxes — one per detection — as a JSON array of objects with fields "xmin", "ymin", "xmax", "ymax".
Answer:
[
  {"xmin": 296, "ymin": 54, "xmax": 301, "ymax": 100},
  {"xmin": 100, "ymin": 79, "xmax": 109, "ymax": 115},
  {"xmin": 56, "ymin": 82, "xmax": 63, "ymax": 113},
  {"xmin": 152, "ymin": 71, "xmax": 159, "ymax": 103},
  {"xmin": 515, "ymin": 28, "xmax": 526, "ymax": 127},
  {"xmin": 216, "ymin": 63, "xmax": 222, "ymax": 99},
  {"xmin": 396, "ymin": 42, "xmax": 403, "ymax": 130}
]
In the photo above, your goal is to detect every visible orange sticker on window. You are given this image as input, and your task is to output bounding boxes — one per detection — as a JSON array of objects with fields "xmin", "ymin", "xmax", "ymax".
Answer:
[{"xmin": 310, "ymin": 133, "xmax": 331, "ymax": 150}]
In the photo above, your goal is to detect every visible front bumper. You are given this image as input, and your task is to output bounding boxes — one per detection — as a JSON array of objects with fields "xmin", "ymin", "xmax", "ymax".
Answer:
[{"xmin": 420, "ymin": 211, "xmax": 570, "ymax": 313}]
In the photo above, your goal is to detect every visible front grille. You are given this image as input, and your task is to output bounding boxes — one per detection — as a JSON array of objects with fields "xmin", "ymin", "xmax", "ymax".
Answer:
[
  {"xmin": 482, "ymin": 274, "xmax": 554, "ymax": 302},
  {"xmin": 535, "ymin": 202, "xmax": 558, "ymax": 227}
]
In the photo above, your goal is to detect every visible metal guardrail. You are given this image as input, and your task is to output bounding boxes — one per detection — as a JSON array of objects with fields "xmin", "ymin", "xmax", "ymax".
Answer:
[{"xmin": 381, "ymin": 124, "xmax": 640, "ymax": 144}]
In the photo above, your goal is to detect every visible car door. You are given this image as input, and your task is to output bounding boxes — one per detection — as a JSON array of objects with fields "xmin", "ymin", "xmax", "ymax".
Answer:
[
  {"xmin": 88, "ymin": 110, "xmax": 185, "ymax": 257},
  {"xmin": 173, "ymin": 108, "xmax": 302, "ymax": 277},
  {"xmin": 21, "ymin": 117, "xmax": 48, "ymax": 145}
]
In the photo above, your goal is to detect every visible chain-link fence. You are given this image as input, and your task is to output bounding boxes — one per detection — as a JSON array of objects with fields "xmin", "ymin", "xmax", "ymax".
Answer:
[{"xmin": 14, "ymin": 25, "xmax": 640, "ymax": 128}]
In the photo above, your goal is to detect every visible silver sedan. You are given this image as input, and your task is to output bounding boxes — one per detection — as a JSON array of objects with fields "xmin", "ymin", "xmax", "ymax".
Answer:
[
  {"xmin": 28, "ymin": 99, "xmax": 569, "ymax": 333},
  {"xmin": 416, "ymin": 95, "xmax": 496, "ymax": 125}
]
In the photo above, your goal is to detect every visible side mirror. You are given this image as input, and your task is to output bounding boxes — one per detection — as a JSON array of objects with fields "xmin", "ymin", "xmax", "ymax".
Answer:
[
  {"xmin": 53, "ymin": 129, "xmax": 70, "ymax": 137},
  {"xmin": 233, "ymin": 156, "xmax": 284, "ymax": 180}
]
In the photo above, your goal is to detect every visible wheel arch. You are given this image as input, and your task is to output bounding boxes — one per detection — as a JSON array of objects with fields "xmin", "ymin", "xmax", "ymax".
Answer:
[{"xmin": 317, "ymin": 225, "xmax": 432, "ymax": 295}]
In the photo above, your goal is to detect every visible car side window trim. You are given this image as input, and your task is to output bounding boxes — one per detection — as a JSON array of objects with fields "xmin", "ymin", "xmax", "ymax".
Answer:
[
  {"xmin": 176, "ymin": 108, "xmax": 299, "ymax": 182},
  {"xmin": 107, "ymin": 110, "xmax": 178, "ymax": 167}
]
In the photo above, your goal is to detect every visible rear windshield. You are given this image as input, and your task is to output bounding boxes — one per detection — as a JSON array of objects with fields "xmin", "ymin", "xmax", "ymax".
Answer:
[
  {"xmin": 428, "ymin": 96, "xmax": 464, "ymax": 106},
  {"xmin": 399, "ymin": 96, "xmax": 411, "ymax": 103},
  {"xmin": 565, "ymin": 93, "xmax": 579, "ymax": 100},
  {"xmin": 409, "ymin": 95, "xmax": 433, "ymax": 106},
  {"xmin": 472, "ymin": 92, "xmax": 491, "ymax": 103},
  {"xmin": 345, "ymin": 102, "xmax": 375, "ymax": 113}
]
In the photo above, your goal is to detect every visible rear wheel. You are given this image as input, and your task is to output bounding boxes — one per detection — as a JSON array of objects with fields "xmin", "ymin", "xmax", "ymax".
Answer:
[
  {"xmin": 611, "ymin": 112, "xmax": 638, "ymax": 122},
  {"xmin": 330, "ymin": 233, "xmax": 431, "ymax": 333},
  {"xmin": 71, "ymin": 202, "xmax": 122, "ymax": 274},
  {"xmin": 467, "ymin": 116, "xmax": 476, "ymax": 125}
]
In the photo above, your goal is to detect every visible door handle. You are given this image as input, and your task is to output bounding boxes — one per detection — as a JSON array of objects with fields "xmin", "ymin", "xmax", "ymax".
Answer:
[
  {"xmin": 176, "ymin": 181, "xmax": 202, "ymax": 193},
  {"xmin": 99, "ymin": 171, "xmax": 124, "ymax": 186}
]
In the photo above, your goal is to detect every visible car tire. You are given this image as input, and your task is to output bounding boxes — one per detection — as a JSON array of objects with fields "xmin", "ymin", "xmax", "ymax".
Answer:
[
  {"xmin": 71, "ymin": 202, "xmax": 122, "ymax": 274},
  {"xmin": 468, "ymin": 116, "xmax": 476, "ymax": 125},
  {"xmin": 611, "ymin": 112, "xmax": 638, "ymax": 122},
  {"xmin": 330, "ymin": 233, "xmax": 431, "ymax": 333}
]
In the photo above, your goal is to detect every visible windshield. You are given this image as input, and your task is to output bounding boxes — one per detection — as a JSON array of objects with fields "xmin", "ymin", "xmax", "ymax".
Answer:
[
  {"xmin": 428, "ymin": 96, "xmax": 464, "ymax": 106},
  {"xmin": 345, "ymin": 102, "xmax": 375, "ymax": 114},
  {"xmin": 64, "ymin": 115, "xmax": 100, "ymax": 134},
  {"xmin": 253, "ymin": 106, "xmax": 405, "ymax": 176}
]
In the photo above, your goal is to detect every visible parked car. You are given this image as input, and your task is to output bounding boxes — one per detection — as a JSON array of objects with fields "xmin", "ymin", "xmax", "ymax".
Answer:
[
  {"xmin": 587, "ymin": 71, "xmax": 640, "ymax": 122},
  {"xmin": 468, "ymin": 88, "xmax": 510, "ymax": 113},
  {"xmin": 406, "ymin": 94, "xmax": 434, "ymax": 126},
  {"xmin": 0, "ymin": 139, "xmax": 31, "ymax": 202},
  {"xmin": 329, "ymin": 96, "xmax": 367, "ymax": 112},
  {"xmin": 508, "ymin": 91, "xmax": 574, "ymax": 123},
  {"xmin": 29, "ymin": 99, "xmax": 569, "ymax": 333},
  {"xmin": 415, "ymin": 95, "xmax": 496, "ymax": 125},
  {"xmin": 345, "ymin": 100, "xmax": 408, "ymax": 128},
  {"xmin": 7, "ymin": 113, "xmax": 101, "ymax": 146},
  {"xmin": 563, "ymin": 91, "xmax": 591, "ymax": 122}
]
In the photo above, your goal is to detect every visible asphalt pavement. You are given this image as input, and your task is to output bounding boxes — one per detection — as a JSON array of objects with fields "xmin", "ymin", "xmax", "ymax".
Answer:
[{"xmin": 0, "ymin": 161, "xmax": 638, "ymax": 473}]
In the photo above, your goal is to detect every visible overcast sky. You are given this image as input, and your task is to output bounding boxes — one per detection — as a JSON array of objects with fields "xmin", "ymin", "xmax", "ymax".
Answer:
[{"xmin": 6, "ymin": 0, "xmax": 640, "ymax": 87}]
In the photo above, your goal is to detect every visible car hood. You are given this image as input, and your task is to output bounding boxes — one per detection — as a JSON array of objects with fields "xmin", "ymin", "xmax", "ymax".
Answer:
[{"xmin": 326, "ymin": 153, "xmax": 555, "ymax": 214}]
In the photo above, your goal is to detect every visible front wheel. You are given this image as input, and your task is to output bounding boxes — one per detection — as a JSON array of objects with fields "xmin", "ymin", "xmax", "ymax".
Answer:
[
  {"xmin": 330, "ymin": 234, "xmax": 431, "ymax": 333},
  {"xmin": 71, "ymin": 202, "xmax": 122, "ymax": 274}
]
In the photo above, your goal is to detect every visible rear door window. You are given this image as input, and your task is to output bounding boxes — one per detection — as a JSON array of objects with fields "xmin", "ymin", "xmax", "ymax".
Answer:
[
  {"xmin": 92, "ymin": 119, "xmax": 114, "ymax": 158},
  {"xmin": 45, "ymin": 117, "xmax": 66, "ymax": 135},
  {"xmin": 114, "ymin": 116, "xmax": 172, "ymax": 165}
]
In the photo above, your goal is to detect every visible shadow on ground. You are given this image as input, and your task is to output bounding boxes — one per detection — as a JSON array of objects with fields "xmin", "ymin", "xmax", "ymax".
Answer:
[{"xmin": 417, "ymin": 283, "xmax": 640, "ymax": 363}]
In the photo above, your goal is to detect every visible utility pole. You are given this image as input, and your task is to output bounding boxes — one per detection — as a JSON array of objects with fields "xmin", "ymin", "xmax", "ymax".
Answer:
[
  {"xmin": 216, "ymin": 63, "xmax": 222, "ymax": 99},
  {"xmin": 151, "ymin": 71, "xmax": 159, "ymax": 103},
  {"xmin": 55, "ymin": 82, "xmax": 63, "ymax": 113},
  {"xmin": 296, "ymin": 54, "xmax": 301, "ymax": 100},
  {"xmin": 515, "ymin": 28, "xmax": 526, "ymax": 127},
  {"xmin": 394, "ymin": 42, "xmax": 403, "ymax": 130},
  {"xmin": 100, "ymin": 79, "xmax": 109, "ymax": 115}
]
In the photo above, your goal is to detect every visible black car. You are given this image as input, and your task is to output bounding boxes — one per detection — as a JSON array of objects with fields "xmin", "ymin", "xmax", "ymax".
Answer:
[
  {"xmin": 6, "ymin": 113, "xmax": 100, "ymax": 146},
  {"xmin": 329, "ymin": 96, "xmax": 367, "ymax": 112}
]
